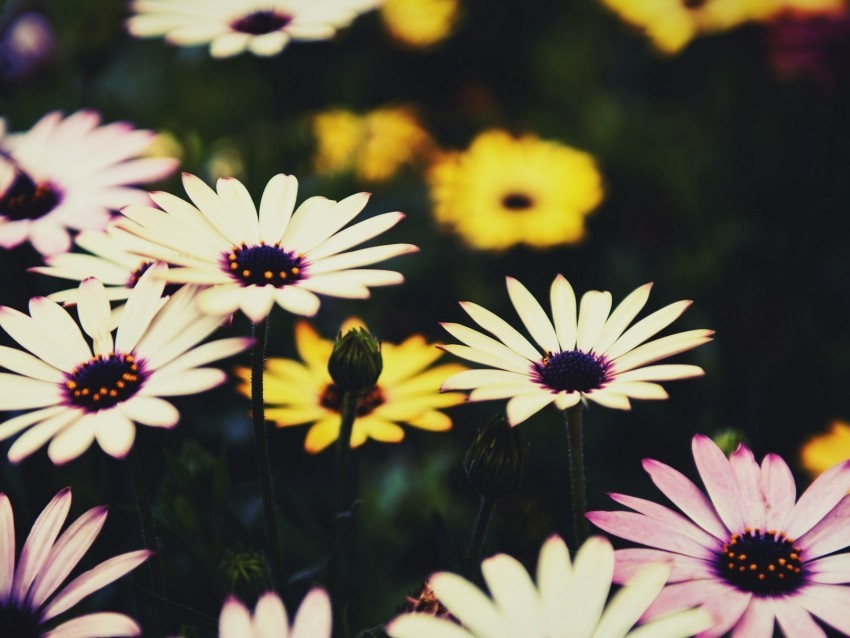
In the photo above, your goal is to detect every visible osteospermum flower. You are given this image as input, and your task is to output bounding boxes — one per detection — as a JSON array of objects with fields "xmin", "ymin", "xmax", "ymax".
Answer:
[
  {"xmin": 0, "ymin": 487, "xmax": 150, "ymax": 637},
  {"xmin": 127, "ymin": 0, "xmax": 380, "ymax": 58},
  {"xmin": 588, "ymin": 434, "xmax": 850, "ymax": 637},
  {"xmin": 801, "ymin": 420, "xmax": 850, "ymax": 478},
  {"xmin": 219, "ymin": 589, "xmax": 331, "ymax": 638},
  {"xmin": 601, "ymin": 0, "xmax": 758, "ymax": 53},
  {"xmin": 0, "ymin": 110, "xmax": 178, "ymax": 256},
  {"xmin": 387, "ymin": 535, "xmax": 713, "ymax": 638},
  {"xmin": 115, "ymin": 172, "xmax": 417, "ymax": 323},
  {"xmin": 428, "ymin": 130, "xmax": 603, "ymax": 251},
  {"xmin": 441, "ymin": 275, "xmax": 712, "ymax": 426},
  {"xmin": 0, "ymin": 264, "xmax": 251, "ymax": 464},
  {"xmin": 236, "ymin": 319, "xmax": 466, "ymax": 452}
]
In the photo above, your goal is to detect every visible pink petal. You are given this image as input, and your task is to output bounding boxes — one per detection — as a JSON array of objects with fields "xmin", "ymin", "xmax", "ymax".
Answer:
[
  {"xmin": 697, "ymin": 588, "xmax": 752, "ymax": 638},
  {"xmin": 729, "ymin": 597, "xmax": 774, "ymax": 638},
  {"xmin": 43, "ymin": 611, "xmax": 141, "ymax": 638},
  {"xmin": 643, "ymin": 458, "xmax": 728, "ymax": 540},
  {"xmin": 773, "ymin": 597, "xmax": 827, "ymax": 638},
  {"xmin": 0, "ymin": 493, "xmax": 14, "ymax": 603},
  {"xmin": 760, "ymin": 454, "xmax": 796, "ymax": 532},
  {"xmin": 692, "ymin": 435, "xmax": 745, "ymax": 533},
  {"xmin": 808, "ymin": 553, "xmax": 850, "ymax": 584},
  {"xmin": 12, "ymin": 487, "xmax": 72, "ymax": 605},
  {"xmin": 608, "ymin": 493, "xmax": 720, "ymax": 548},
  {"xmin": 614, "ymin": 548, "xmax": 713, "ymax": 584},
  {"xmin": 785, "ymin": 460, "xmax": 850, "ymax": 540},
  {"xmin": 586, "ymin": 511, "xmax": 714, "ymax": 559},
  {"xmin": 793, "ymin": 584, "xmax": 850, "ymax": 634},
  {"xmin": 28, "ymin": 506, "xmax": 108, "ymax": 609},
  {"xmin": 797, "ymin": 495, "xmax": 850, "ymax": 559},
  {"xmin": 41, "ymin": 550, "xmax": 151, "ymax": 621},
  {"xmin": 641, "ymin": 580, "xmax": 730, "ymax": 621},
  {"xmin": 729, "ymin": 445, "xmax": 766, "ymax": 531}
]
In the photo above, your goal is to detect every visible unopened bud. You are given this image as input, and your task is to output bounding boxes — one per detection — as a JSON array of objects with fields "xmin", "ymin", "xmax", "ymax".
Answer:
[
  {"xmin": 217, "ymin": 548, "xmax": 270, "ymax": 603},
  {"xmin": 713, "ymin": 428, "xmax": 746, "ymax": 456},
  {"xmin": 328, "ymin": 327, "xmax": 382, "ymax": 393},
  {"xmin": 464, "ymin": 415, "xmax": 528, "ymax": 499}
]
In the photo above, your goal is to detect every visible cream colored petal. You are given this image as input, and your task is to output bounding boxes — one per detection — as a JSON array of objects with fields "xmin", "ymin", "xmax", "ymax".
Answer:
[
  {"xmin": 216, "ymin": 177, "xmax": 259, "ymax": 244},
  {"xmin": 93, "ymin": 410, "xmax": 136, "ymax": 459},
  {"xmin": 605, "ymin": 381, "xmax": 669, "ymax": 400},
  {"xmin": 603, "ymin": 300, "xmax": 693, "ymax": 360},
  {"xmin": 537, "ymin": 535, "xmax": 573, "ymax": 638},
  {"xmin": 612, "ymin": 364, "xmax": 704, "ymax": 383},
  {"xmin": 442, "ymin": 323, "xmax": 539, "ymax": 369},
  {"xmin": 610, "ymin": 330, "xmax": 714, "ymax": 374},
  {"xmin": 387, "ymin": 614, "xmax": 477, "ymax": 638},
  {"xmin": 429, "ymin": 572, "xmax": 510, "ymax": 638},
  {"xmin": 563, "ymin": 536, "xmax": 614, "ymax": 638},
  {"xmin": 439, "ymin": 344, "xmax": 532, "ymax": 376},
  {"xmin": 550, "ymin": 275, "xmax": 577, "ymax": 352},
  {"xmin": 258, "ymin": 173, "xmax": 298, "ymax": 244},
  {"xmin": 441, "ymin": 369, "xmax": 530, "ymax": 391},
  {"xmin": 505, "ymin": 392, "xmax": 555, "ymax": 425},
  {"xmin": 506, "ymin": 277, "xmax": 560, "ymax": 354},
  {"xmin": 591, "ymin": 283, "xmax": 652, "ymax": 355},
  {"xmin": 585, "ymin": 390, "xmax": 631, "ymax": 410},
  {"xmin": 592, "ymin": 561, "xmax": 672, "ymax": 638},
  {"xmin": 481, "ymin": 554, "xmax": 545, "ymax": 637},
  {"xmin": 576, "ymin": 291, "xmax": 612, "ymax": 353},
  {"xmin": 458, "ymin": 301, "xmax": 541, "ymax": 361}
]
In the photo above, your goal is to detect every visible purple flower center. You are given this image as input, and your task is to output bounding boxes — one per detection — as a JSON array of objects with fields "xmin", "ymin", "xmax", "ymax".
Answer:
[
  {"xmin": 231, "ymin": 10, "xmax": 292, "ymax": 35},
  {"xmin": 534, "ymin": 350, "xmax": 608, "ymax": 393},
  {"xmin": 716, "ymin": 529, "xmax": 805, "ymax": 595},
  {"xmin": 501, "ymin": 192, "xmax": 534, "ymax": 211},
  {"xmin": 222, "ymin": 243, "xmax": 307, "ymax": 288},
  {"xmin": 320, "ymin": 384, "xmax": 385, "ymax": 416},
  {"xmin": 0, "ymin": 169, "xmax": 61, "ymax": 221},
  {"xmin": 0, "ymin": 602, "xmax": 40, "ymax": 637},
  {"xmin": 64, "ymin": 353, "xmax": 146, "ymax": 411}
]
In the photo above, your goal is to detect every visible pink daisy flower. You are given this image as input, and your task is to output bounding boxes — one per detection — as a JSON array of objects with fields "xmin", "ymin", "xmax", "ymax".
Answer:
[
  {"xmin": 587, "ymin": 434, "xmax": 850, "ymax": 637},
  {"xmin": 0, "ymin": 487, "xmax": 150, "ymax": 637},
  {"xmin": 0, "ymin": 110, "xmax": 178, "ymax": 256}
]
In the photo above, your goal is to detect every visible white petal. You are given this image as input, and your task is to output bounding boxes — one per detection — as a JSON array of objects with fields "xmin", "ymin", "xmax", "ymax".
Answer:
[
  {"xmin": 210, "ymin": 32, "xmax": 251, "ymax": 57},
  {"xmin": 274, "ymin": 286, "xmax": 321, "ymax": 317},
  {"xmin": 576, "ymin": 291, "xmax": 612, "ymax": 352},
  {"xmin": 8, "ymin": 409, "xmax": 83, "ymax": 463},
  {"xmin": 613, "ymin": 365, "xmax": 705, "ymax": 383},
  {"xmin": 152, "ymin": 337, "xmax": 252, "ymax": 377},
  {"xmin": 442, "ymin": 322, "xmax": 540, "ymax": 368},
  {"xmin": 42, "ymin": 550, "xmax": 151, "ymax": 621},
  {"xmin": 506, "ymin": 277, "xmax": 560, "ymax": 354},
  {"xmin": 77, "ymin": 279, "xmax": 114, "ymax": 356},
  {"xmin": 387, "ymin": 614, "xmax": 476, "ymax": 638},
  {"xmin": 28, "ymin": 298, "xmax": 92, "ymax": 364},
  {"xmin": 305, "ymin": 212, "xmax": 405, "ymax": 261},
  {"xmin": 441, "ymin": 369, "xmax": 531, "ymax": 390},
  {"xmin": 12, "ymin": 487, "xmax": 72, "ymax": 605},
  {"xmin": 0, "ymin": 345, "xmax": 64, "ymax": 382},
  {"xmin": 259, "ymin": 174, "xmax": 298, "ymax": 244},
  {"xmin": 93, "ymin": 410, "xmax": 136, "ymax": 459},
  {"xmin": 429, "ymin": 573, "xmax": 509, "ymax": 638},
  {"xmin": 219, "ymin": 597, "xmax": 253, "ymax": 638},
  {"xmin": 481, "ymin": 553, "xmax": 545, "ymax": 636},
  {"xmin": 605, "ymin": 381, "xmax": 669, "ymax": 400},
  {"xmin": 603, "ymin": 300, "xmax": 693, "ymax": 360},
  {"xmin": 611, "ymin": 330, "xmax": 714, "ymax": 374},
  {"xmin": 439, "ymin": 344, "xmax": 532, "ymax": 376},
  {"xmin": 115, "ymin": 263, "xmax": 167, "ymax": 353},
  {"xmin": 0, "ymin": 373, "xmax": 63, "ymax": 410},
  {"xmin": 562, "ymin": 536, "xmax": 613, "ymax": 638},
  {"xmin": 307, "ymin": 244, "xmax": 418, "ymax": 275},
  {"xmin": 550, "ymin": 275, "xmax": 577, "ymax": 352},
  {"xmin": 253, "ymin": 592, "xmax": 289, "ymax": 638},
  {"xmin": 47, "ymin": 418, "xmax": 97, "ymax": 465},
  {"xmin": 279, "ymin": 196, "xmax": 335, "ymax": 249},
  {"xmin": 458, "ymin": 301, "xmax": 541, "ymax": 361},
  {"xmin": 196, "ymin": 284, "xmax": 244, "ymax": 317},
  {"xmin": 592, "ymin": 283, "xmax": 653, "ymax": 355},
  {"xmin": 537, "ymin": 535, "xmax": 572, "ymax": 638},
  {"xmin": 239, "ymin": 285, "xmax": 276, "ymax": 323},
  {"xmin": 0, "ymin": 406, "xmax": 65, "ymax": 442},
  {"xmin": 0, "ymin": 306, "xmax": 78, "ymax": 371},
  {"xmin": 44, "ymin": 612, "xmax": 141, "ymax": 638},
  {"xmin": 585, "ymin": 390, "xmax": 631, "ymax": 410},
  {"xmin": 288, "ymin": 192, "xmax": 371, "ymax": 255},
  {"xmin": 141, "ymin": 368, "xmax": 226, "ymax": 397},
  {"xmin": 247, "ymin": 31, "xmax": 289, "ymax": 56},
  {"xmin": 593, "ymin": 561, "xmax": 671, "ymax": 638},
  {"xmin": 216, "ymin": 177, "xmax": 259, "ymax": 244},
  {"xmin": 290, "ymin": 588, "xmax": 333, "ymax": 638},
  {"xmin": 505, "ymin": 392, "xmax": 556, "ymax": 425},
  {"xmin": 117, "ymin": 396, "xmax": 179, "ymax": 428},
  {"xmin": 469, "ymin": 383, "xmax": 541, "ymax": 402},
  {"xmin": 181, "ymin": 172, "xmax": 244, "ymax": 243}
]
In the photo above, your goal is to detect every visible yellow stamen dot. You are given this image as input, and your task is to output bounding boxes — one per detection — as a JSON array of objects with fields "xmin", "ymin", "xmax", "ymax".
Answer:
[
  {"xmin": 264, "ymin": 271, "xmax": 273, "ymax": 280},
  {"xmin": 231, "ymin": 262, "xmax": 239, "ymax": 270},
  {"xmin": 243, "ymin": 270, "xmax": 251, "ymax": 277}
]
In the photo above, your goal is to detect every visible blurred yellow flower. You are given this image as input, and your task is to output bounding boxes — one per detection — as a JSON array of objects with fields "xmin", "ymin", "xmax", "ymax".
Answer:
[
  {"xmin": 381, "ymin": 0, "xmax": 461, "ymax": 48},
  {"xmin": 312, "ymin": 107, "xmax": 433, "ymax": 182},
  {"xmin": 236, "ymin": 320, "xmax": 467, "ymax": 453},
  {"xmin": 801, "ymin": 420, "xmax": 850, "ymax": 477},
  {"xmin": 601, "ymin": 0, "xmax": 766, "ymax": 54},
  {"xmin": 428, "ymin": 130, "xmax": 603, "ymax": 251}
]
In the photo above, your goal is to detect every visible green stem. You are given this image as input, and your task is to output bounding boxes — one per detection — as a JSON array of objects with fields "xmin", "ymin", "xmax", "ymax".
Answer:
[
  {"xmin": 565, "ymin": 402, "xmax": 589, "ymax": 544},
  {"xmin": 125, "ymin": 448, "xmax": 164, "ymax": 635},
  {"xmin": 463, "ymin": 496, "xmax": 497, "ymax": 578},
  {"xmin": 251, "ymin": 317, "xmax": 284, "ymax": 587},
  {"xmin": 333, "ymin": 391, "xmax": 360, "ymax": 511}
]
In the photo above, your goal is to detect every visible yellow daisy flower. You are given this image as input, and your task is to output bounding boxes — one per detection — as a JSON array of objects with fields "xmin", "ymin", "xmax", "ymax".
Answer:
[
  {"xmin": 600, "ymin": 0, "xmax": 766, "ymax": 54},
  {"xmin": 311, "ymin": 107, "xmax": 433, "ymax": 183},
  {"xmin": 428, "ymin": 130, "xmax": 603, "ymax": 252},
  {"xmin": 236, "ymin": 319, "xmax": 467, "ymax": 453},
  {"xmin": 380, "ymin": 0, "xmax": 461, "ymax": 48},
  {"xmin": 801, "ymin": 420, "xmax": 850, "ymax": 478}
]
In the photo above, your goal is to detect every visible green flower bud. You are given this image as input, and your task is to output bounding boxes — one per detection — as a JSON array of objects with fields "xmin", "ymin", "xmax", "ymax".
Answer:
[
  {"xmin": 464, "ymin": 415, "xmax": 528, "ymax": 499},
  {"xmin": 713, "ymin": 428, "xmax": 747, "ymax": 456},
  {"xmin": 216, "ymin": 548, "xmax": 270, "ymax": 603},
  {"xmin": 328, "ymin": 327, "xmax": 383, "ymax": 393}
]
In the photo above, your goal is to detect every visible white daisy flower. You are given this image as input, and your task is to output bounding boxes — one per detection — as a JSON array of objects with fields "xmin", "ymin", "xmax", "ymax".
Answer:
[
  {"xmin": 0, "ymin": 110, "xmax": 178, "ymax": 256},
  {"xmin": 127, "ymin": 0, "xmax": 382, "ymax": 58},
  {"xmin": 219, "ymin": 589, "xmax": 332, "ymax": 638},
  {"xmin": 387, "ymin": 535, "xmax": 713, "ymax": 638},
  {"xmin": 30, "ymin": 224, "xmax": 182, "ymax": 306},
  {"xmin": 114, "ymin": 172, "xmax": 417, "ymax": 323},
  {"xmin": 441, "ymin": 275, "xmax": 713, "ymax": 426},
  {"xmin": 0, "ymin": 263, "xmax": 251, "ymax": 464},
  {"xmin": 0, "ymin": 487, "xmax": 150, "ymax": 638}
]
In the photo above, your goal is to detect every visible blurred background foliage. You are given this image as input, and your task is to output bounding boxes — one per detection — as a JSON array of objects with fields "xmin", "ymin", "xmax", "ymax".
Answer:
[{"xmin": 1, "ymin": 0, "xmax": 850, "ymax": 635}]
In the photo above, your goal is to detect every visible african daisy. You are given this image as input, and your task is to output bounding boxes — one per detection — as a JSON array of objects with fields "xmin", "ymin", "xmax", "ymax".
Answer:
[
  {"xmin": 114, "ymin": 172, "xmax": 417, "ymax": 323},
  {"xmin": 0, "ymin": 487, "xmax": 150, "ymax": 637},
  {"xmin": 441, "ymin": 275, "xmax": 713, "ymax": 426},
  {"xmin": 588, "ymin": 434, "xmax": 850, "ymax": 637},
  {"xmin": 127, "ymin": 0, "xmax": 381, "ymax": 58},
  {"xmin": 387, "ymin": 535, "xmax": 713, "ymax": 638},
  {"xmin": 0, "ymin": 264, "xmax": 251, "ymax": 464},
  {"xmin": 219, "ymin": 589, "xmax": 331, "ymax": 638},
  {"xmin": 0, "ymin": 110, "xmax": 177, "ymax": 256}
]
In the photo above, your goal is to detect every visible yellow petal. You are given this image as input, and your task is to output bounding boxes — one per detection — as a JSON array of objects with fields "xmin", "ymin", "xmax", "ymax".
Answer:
[
  {"xmin": 267, "ymin": 406, "xmax": 329, "ymax": 426},
  {"xmin": 295, "ymin": 321, "xmax": 334, "ymax": 373},
  {"xmin": 304, "ymin": 417, "xmax": 341, "ymax": 453},
  {"xmin": 408, "ymin": 410, "xmax": 453, "ymax": 431},
  {"xmin": 359, "ymin": 416, "xmax": 405, "ymax": 443},
  {"xmin": 390, "ymin": 364, "xmax": 468, "ymax": 399}
]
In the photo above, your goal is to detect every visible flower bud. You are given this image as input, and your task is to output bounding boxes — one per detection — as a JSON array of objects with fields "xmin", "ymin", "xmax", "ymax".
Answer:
[
  {"xmin": 328, "ymin": 327, "xmax": 383, "ymax": 393},
  {"xmin": 464, "ymin": 415, "xmax": 528, "ymax": 499},
  {"xmin": 217, "ymin": 548, "xmax": 270, "ymax": 603},
  {"xmin": 713, "ymin": 428, "xmax": 746, "ymax": 456}
]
